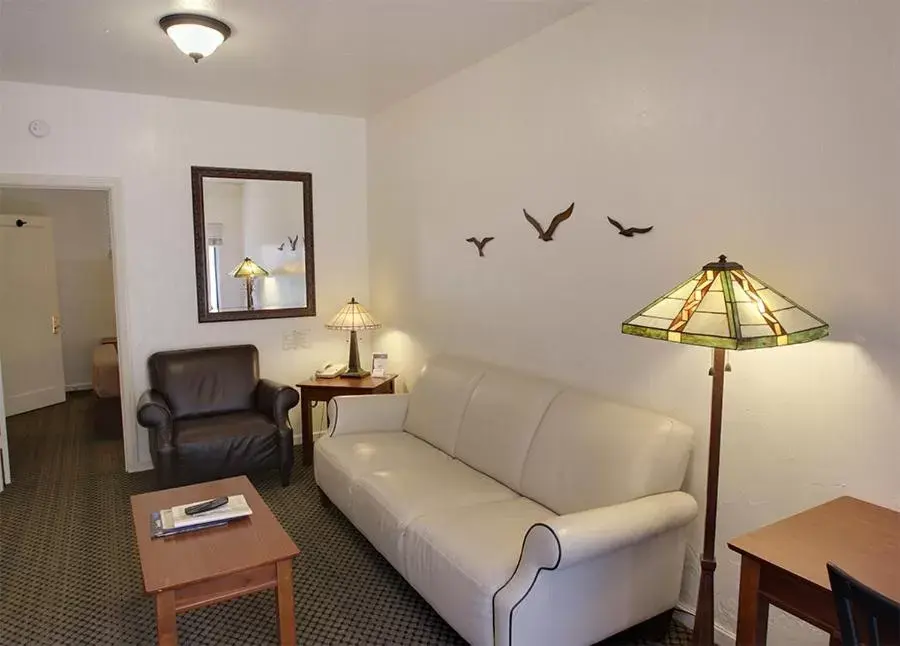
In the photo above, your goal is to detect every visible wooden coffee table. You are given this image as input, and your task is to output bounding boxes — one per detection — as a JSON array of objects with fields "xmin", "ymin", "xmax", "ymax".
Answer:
[{"xmin": 130, "ymin": 476, "xmax": 300, "ymax": 645}]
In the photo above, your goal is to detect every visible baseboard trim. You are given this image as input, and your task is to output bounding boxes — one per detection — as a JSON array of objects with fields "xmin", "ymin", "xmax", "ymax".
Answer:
[
  {"xmin": 128, "ymin": 459, "xmax": 153, "ymax": 473},
  {"xmin": 65, "ymin": 383, "xmax": 93, "ymax": 393},
  {"xmin": 674, "ymin": 604, "xmax": 736, "ymax": 646}
]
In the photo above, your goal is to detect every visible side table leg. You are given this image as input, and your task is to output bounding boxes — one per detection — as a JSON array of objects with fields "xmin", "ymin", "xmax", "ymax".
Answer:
[
  {"xmin": 736, "ymin": 556, "xmax": 769, "ymax": 645},
  {"xmin": 156, "ymin": 590, "xmax": 178, "ymax": 646},
  {"xmin": 276, "ymin": 559, "xmax": 296, "ymax": 645},
  {"xmin": 301, "ymin": 392, "xmax": 313, "ymax": 466}
]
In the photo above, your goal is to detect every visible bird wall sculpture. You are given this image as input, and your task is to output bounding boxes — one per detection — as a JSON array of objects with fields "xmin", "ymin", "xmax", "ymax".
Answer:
[
  {"xmin": 607, "ymin": 217, "xmax": 653, "ymax": 237},
  {"xmin": 523, "ymin": 203, "xmax": 575, "ymax": 241},
  {"xmin": 465, "ymin": 237, "xmax": 494, "ymax": 257}
]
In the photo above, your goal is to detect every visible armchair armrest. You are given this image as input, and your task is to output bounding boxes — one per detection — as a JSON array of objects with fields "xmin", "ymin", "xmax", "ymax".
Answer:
[
  {"xmin": 522, "ymin": 492, "xmax": 698, "ymax": 571},
  {"xmin": 256, "ymin": 379, "xmax": 300, "ymax": 432},
  {"xmin": 136, "ymin": 389, "xmax": 174, "ymax": 449},
  {"xmin": 327, "ymin": 394, "xmax": 410, "ymax": 437}
]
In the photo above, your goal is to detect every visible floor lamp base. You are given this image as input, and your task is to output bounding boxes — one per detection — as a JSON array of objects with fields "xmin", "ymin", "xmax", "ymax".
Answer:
[{"xmin": 691, "ymin": 558, "xmax": 717, "ymax": 645}]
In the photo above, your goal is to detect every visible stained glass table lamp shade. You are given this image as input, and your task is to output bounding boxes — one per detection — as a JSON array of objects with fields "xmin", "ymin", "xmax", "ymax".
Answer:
[
  {"xmin": 622, "ymin": 255, "xmax": 828, "ymax": 646},
  {"xmin": 326, "ymin": 298, "xmax": 381, "ymax": 378},
  {"xmin": 229, "ymin": 257, "xmax": 269, "ymax": 310}
]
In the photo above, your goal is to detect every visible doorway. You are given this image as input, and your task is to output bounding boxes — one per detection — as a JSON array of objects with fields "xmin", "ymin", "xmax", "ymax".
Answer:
[{"xmin": 0, "ymin": 178, "xmax": 135, "ymax": 480}]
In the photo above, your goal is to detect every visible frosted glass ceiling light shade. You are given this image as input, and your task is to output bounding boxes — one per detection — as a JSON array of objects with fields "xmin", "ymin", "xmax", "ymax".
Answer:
[{"xmin": 159, "ymin": 14, "xmax": 231, "ymax": 63}]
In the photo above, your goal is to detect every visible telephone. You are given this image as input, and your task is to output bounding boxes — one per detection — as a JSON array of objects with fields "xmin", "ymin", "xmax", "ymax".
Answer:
[{"xmin": 315, "ymin": 362, "xmax": 347, "ymax": 379}]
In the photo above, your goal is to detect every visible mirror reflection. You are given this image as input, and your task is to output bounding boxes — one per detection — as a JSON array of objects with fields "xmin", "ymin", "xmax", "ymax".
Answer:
[{"xmin": 192, "ymin": 167, "xmax": 316, "ymax": 322}]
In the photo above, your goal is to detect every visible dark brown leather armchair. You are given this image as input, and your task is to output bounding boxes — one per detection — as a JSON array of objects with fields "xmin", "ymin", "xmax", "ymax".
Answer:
[{"xmin": 136, "ymin": 345, "xmax": 299, "ymax": 489}]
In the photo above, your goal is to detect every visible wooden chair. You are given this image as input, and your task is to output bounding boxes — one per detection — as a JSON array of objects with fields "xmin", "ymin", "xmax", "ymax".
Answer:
[{"xmin": 828, "ymin": 562, "xmax": 900, "ymax": 646}]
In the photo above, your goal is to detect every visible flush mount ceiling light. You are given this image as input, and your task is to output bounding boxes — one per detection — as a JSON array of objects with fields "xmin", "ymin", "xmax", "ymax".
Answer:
[{"xmin": 159, "ymin": 13, "xmax": 231, "ymax": 63}]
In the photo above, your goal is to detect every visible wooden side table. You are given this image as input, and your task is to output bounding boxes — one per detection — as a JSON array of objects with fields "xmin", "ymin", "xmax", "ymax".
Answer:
[
  {"xmin": 728, "ymin": 496, "xmax": 900, "ymax": 646},
  {"xmin": 295, "ymin": 374, "xmax": 397, "ymax": 465}
]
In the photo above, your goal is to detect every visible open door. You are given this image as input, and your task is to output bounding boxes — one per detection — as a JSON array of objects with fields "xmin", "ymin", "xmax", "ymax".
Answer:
[{"xmin": 0, "ymin": 215, "xmax": 66, "ymax": 416}]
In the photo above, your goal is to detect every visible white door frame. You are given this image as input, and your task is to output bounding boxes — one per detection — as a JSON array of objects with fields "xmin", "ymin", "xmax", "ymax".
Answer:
[{"xmin": 0, "ymin": 174, "xmax": 140, "ymax": 472}]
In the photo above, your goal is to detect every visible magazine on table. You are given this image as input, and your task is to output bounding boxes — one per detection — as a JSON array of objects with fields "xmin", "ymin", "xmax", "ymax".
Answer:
[{"xmin": 149, "ymin": 494, "xmax": 252, "ymax": 538}]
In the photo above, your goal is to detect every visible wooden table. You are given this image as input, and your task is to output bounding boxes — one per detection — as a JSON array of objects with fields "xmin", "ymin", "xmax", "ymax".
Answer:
[
  {"xmin": 295, "ymin": 374, "xmax": 397, "ymax": 465},
  {"xmin": 728, "ymin": 496, "xmax": 900, "ymax": 645},
  {"xmin": 130, "ymin": 476, "xmax": 300, "ymax": 646}
]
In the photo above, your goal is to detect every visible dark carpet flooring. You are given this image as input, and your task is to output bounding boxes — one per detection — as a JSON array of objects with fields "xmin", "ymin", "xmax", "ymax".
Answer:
[{"xmin": 0, "ymin": 393, "xmax": 692, "ymax": 645}]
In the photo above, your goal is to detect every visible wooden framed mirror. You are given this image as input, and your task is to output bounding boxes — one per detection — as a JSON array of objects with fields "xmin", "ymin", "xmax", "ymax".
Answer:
[{"xmin": 192, "ymin": 166, "xmax": 316, "ymax": 323}]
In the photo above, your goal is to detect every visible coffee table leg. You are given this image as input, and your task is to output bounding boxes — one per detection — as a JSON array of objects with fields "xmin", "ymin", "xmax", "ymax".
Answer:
[
  {"xmin": 156, "ymin": 590, "xmax": 177, "ymax": 646},
  {"xmin": 276, "ymin": 559, "xmax": 296, "ymax": 645}
]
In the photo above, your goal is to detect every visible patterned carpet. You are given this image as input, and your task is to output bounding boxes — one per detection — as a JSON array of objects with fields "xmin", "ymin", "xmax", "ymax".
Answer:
[{"xmin": 0, "ymin": 393, "xmax": 692, "ymax": 645}]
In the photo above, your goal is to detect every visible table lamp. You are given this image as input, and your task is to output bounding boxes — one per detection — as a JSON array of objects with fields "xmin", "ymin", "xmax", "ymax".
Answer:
[
  {"xmin": 326, "ymin": 297, "xmax": 382, "ymax": 378},
  {"xmin": 230, "ymin": 257, "xmax": 270, "ymax": 310},
  {"xmin": 622, "ymin": 255, "xmax": 829, "ymax": 646}
]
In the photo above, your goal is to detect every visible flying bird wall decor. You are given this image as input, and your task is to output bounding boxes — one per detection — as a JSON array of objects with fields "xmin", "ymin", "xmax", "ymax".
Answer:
[
  {"xmin": 465, "ymin": 236, "xmax": 494, "ymax": 257},
  {"xmin": 607, "ymin": 217, "xmax": 653, "ymax": 237},
  {"xmin": 523, "ymin": 203, "xmax": 575, "ymax": 241}
]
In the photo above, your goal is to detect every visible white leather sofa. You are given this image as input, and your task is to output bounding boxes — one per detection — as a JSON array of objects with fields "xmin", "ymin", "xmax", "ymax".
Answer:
[{"xmin": 314, "ymin": 355, "xmax": 698, "ymax": 646}]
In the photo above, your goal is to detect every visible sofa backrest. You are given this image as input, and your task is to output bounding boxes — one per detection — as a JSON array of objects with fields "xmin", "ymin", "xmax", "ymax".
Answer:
[
  {"xmin": 406, "ymin": 355, "xmax": 693, "ymax": 514},
  {"xmin": 453, "ymin": 368, "xmax": 561, "ymax": 491},
  {"xmin": 520, "ymin": 389, "xmax": 693, "ymax": 514},
  {"xmin": 404, "ymin": 355, "xmax": 486, "ymax": 454},
  {"xmin": 148, "ymin": 345, "xmax": 259, "ymax": 420}
]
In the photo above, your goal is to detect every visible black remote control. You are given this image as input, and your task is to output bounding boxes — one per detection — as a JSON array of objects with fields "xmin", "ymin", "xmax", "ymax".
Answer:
[{"xmin": 184, "ymin": 497, "xmax": 229, "ymax": 515}]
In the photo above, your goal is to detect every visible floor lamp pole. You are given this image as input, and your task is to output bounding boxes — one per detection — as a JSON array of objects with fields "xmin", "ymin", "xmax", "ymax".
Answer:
[{"xmin": 692, "ymin": 346, "xmax": 727, "ymax": 646}]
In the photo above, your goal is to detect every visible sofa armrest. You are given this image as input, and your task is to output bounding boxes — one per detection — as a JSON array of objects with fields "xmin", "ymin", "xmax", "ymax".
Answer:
[
  {"xmin": 523, "ymin": 492, "xmax": 698, "ymax": 571},
  {"xmin": 256, "ymin": 379, "xmax": 300, "ymax": 433},
  {"xmin": 136, "ymin": 390, "xmax": 174, "ymax": 450},
  {"xmin": 327, "ymin": 394, "xmax": 410, "ymax": 437},
  {"xmin": 494, "ymin": 492, "xmax": 697, "ymax": 646}
]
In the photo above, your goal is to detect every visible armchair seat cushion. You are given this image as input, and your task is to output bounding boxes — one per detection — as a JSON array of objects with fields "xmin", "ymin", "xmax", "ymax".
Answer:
[{"xmin": 174, "ymin": 411, "xmax": 278, "ymax": 480}]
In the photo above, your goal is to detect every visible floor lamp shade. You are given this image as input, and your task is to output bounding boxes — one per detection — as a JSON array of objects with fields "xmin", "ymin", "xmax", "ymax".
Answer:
[
  {"xmin": 621, "ymin": 255, "xmax": 828, "ymax": 646},
  {"xmin": 326, "ymin": 298, "xmax": 381, "ymax": 378}
]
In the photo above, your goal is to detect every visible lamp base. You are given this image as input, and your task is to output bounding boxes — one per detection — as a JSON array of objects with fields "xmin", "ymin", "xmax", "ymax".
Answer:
[{"xmin": 344, "ymin": 329, "xmax": 369, "ymax": 379}]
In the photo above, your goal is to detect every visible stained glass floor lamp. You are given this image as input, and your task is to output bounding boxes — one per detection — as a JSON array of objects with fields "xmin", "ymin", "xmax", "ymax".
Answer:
[{"xmin": 622, "ymin": 255, "xmax": 829, "ymax": 646}]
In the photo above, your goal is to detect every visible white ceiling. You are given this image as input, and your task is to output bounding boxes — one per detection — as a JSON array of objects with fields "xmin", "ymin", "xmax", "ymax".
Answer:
[{"xmin": 0, "ymin": 0, "xmax": 591, "ymax": 116}]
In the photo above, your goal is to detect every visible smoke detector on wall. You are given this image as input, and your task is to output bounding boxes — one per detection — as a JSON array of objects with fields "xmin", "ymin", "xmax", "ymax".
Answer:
[{"xmin": 28, "ymin": 120, "xmax": 50, "ymax": 138}]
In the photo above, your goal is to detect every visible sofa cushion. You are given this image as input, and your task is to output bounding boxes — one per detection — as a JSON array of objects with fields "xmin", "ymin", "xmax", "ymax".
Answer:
[
  {"xmin": 520, "ymin": 390, "xmax": 693, "ymax": 514},
  {"xmin": 453, "ymin": 368, "xmax": 561, "ymax": 491},
  {"xmin": 404, "ymin": 355, "xmax": 486, "ymax": 455},
  {"xmin": 402, "ymin": 498, "xmax": 553, "ymax": 646},
  {"xmin": 314, "ymin": 432, "xmax": 453, "ymax": 513},
  {"xmin": 350, "ymin": 458, "xmax": 518, "ymax": 572}
]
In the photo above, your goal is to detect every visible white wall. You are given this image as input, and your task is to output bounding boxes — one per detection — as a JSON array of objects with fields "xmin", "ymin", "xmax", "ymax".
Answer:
[
  {"xmin": 0, "ymin": 81, "xmax": 370, "ymax": 470},
  {"xmin": 0, "ymin": 188, "xmax": 116, "ymax": 389},
  {"xmin": 368, "ymin": 1, "xmax": 900, "ymax": 644}
]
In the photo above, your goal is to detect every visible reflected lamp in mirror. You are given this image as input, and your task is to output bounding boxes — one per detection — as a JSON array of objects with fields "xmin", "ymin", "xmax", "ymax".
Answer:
[
  {"xmin": 325, "ymin": 298, "xmax": 381, "ymax": 378},
  {"xmin": 192, "ymin": 166, "xmax": 316, "ymax": 323},
  {"xmin": 621, "ymin": 254, "xmax": 829, "ymax": 646},
  {"xmin": 230, "ymin": 257, "xmax": 269, "ymax": 311}
]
